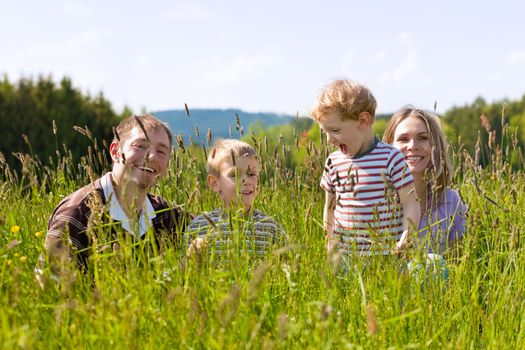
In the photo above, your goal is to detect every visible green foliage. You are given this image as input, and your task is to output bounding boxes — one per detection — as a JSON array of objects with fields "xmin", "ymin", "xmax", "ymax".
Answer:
[
  {"xmin": 443, "ymin": 94, "xmax": 525, "ymax": 167},
  {"xmin": 0, "ymin": 75, "xmax": 127, "ymax": 173},
  {"xmin": 1, "ymin": 124, "xmax": 525, "ymax": 348},
  {"xmin": 372, "ymin": 118, "xmax": 388, "ymax": 139}
]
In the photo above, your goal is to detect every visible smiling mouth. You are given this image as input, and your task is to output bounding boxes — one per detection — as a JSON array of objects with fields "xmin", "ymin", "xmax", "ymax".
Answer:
[
  {"xmin": 135, "ymin": 165, "xmax": 156, "ymax": 174},
  {"xmin": 405, "ymin": 156, "xmax": 423, "ymax": 163}
]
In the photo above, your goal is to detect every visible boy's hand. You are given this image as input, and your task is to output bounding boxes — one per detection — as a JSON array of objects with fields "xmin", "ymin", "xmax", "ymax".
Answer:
[
  {"xmin": 392, "ymin": 240, "xmax": 408, "ymax": 255},
  {"xmin": 392, "ymin": 230, "xmax": 410, "ymax": 255},
  {"xmin": 187, "ymin": 237, "xmax": 207, "ymax": 258}
]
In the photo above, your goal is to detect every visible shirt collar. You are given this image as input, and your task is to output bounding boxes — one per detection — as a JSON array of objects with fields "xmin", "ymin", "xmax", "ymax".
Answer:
[{"xmin": 100, "ymin": 172, "xmax": 156, "ymax": 238}]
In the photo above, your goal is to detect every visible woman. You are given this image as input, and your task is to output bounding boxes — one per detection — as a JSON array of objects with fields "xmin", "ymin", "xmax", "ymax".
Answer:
[{"xmin": 383, "ymin": 106, "xmax": 467, "ymax": 257}]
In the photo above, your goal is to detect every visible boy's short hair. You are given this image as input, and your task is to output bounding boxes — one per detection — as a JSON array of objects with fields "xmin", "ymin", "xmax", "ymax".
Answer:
[
  {"xmin": 310, "ymin": 79, "xmax": 377, "ymax": 121},
  {"xmin": 207, "ymin": 139, "xmax": 257, "ymax": 177},
  {"xmin": 114, "ymin": 114, "xmax": 173, "ymax": 146}
]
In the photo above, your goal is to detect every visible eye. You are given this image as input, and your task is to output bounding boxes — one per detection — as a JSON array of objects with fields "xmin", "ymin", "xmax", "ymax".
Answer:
[
  {"xmin": 331, "ymin": 129, "xmax": 340, "ymax": 133},
  {"xmin": 134, "ymin": 143, "xmax": 147, "ymax": 150},
  {"xmin": 395, "ymin": 136, "xmax": 408, "ymax": 143}
]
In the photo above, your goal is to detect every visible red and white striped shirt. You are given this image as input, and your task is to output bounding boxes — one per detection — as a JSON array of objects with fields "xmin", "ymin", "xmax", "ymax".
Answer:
[{"xmin": 321, "ymin": 140, "xmax": 414, "ymax": 256}]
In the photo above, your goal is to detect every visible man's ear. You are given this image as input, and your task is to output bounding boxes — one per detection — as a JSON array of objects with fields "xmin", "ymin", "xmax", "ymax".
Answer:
[
  {"xmin": 357, "ymin": 112, "xmax": 373, "ymax": 129},
  {"xmin": 109, "ymin": 141, "xmax": 121, "ymax": 162},
  {"xmin": 207, "ymin": 174, "xmax": 220, "ymax": 193}
]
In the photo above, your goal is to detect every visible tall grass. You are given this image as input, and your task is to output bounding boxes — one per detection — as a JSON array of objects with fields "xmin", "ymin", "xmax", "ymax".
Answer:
[{"xmin": 1, "ymin": 117, "xmax": 524, "ymax": 349}]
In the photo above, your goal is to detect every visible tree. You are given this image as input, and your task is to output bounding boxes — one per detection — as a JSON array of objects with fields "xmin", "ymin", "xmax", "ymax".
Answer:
[{"xmin": 0, "ymin": 75, "xmax": 128, "ymax": 173}]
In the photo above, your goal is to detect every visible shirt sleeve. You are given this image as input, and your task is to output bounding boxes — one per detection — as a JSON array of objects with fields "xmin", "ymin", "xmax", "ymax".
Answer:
[
  {"xmin": 320, "ymin": 155, "xmax": 335, "ymax": 193},
  {"xmin": 388, "ymin": 149, "xmax": 414, "ymax": 190},
  {"xmin": 184, "ymin": 215, "xmax": 209, "ymax": 246}
]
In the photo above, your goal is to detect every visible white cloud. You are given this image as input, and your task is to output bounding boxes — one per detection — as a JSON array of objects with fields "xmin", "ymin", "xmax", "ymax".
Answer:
[
  {"xmin": 341, "ymin": 49, "xmax": 358, "ymax": 75},
  {"xmin": 485, "ymin": 72, "xmax": 502, "ymax": 81},
  {"xmin": 61, "ymin": 0, "xmax": 93, "ymax": 20},
  {"xmin": 165, "ymin": 2, "xmax": 213, "ymax": 20},
  {"xmin": 507, "ymin": 49, "xmax": 525, "ymax": 65},
  {"xmin": 371, "ymin": 51, "xmax": 386, "ymax": 63},
  {"xmin": 195, "ymin": 49, "xmax": 284, "ymax": 84},
  {"xmin": 393, "ymin": 50, "xmax": 418, "ymax": 82},
  {"xmin": 393, "ymin": 31, "xmax": 419, "ymax": 83}
]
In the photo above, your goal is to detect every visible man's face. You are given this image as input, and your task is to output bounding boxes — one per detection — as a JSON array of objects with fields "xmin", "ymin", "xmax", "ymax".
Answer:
[
  {"xmin": 110, "ymin": 126, "xmax": 171, "ymax": 190},
  {"xmin": 209, "ymin": 156, "xmax": 259, "ymax": 212}
]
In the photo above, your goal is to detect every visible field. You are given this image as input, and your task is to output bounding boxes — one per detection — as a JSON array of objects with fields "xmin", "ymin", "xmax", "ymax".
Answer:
[{"xmin": 1, "ymin": 128, "xmax": 524, "ymax": 349}]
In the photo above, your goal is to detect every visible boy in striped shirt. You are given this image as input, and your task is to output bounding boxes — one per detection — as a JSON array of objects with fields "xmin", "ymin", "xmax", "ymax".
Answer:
[
  {"xmin": 311, "ymin": 79, "xmax": 420, "ymax": 256},
  {"xmin": 187, "ymin": 139, "xmax": 285, "ymax": 262}
]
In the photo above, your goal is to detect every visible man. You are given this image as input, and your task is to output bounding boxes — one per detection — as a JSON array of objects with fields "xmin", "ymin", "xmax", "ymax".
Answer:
[{"xmin": 37, "ymin": 114, "xmax": 189, "ymax": 283}]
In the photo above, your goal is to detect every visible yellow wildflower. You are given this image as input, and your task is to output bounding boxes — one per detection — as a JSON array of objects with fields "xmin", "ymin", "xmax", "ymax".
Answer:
[
  {"xmin": 19, "ymin": 256, "xmax": 27, "ymax": 263},
  {"xmin": 11, "ymin": 225, "xmax": 20, "ymax": 234},
  {"xmin": 35, "ymin": 231, "xmax": 43, "ymax": 238}
]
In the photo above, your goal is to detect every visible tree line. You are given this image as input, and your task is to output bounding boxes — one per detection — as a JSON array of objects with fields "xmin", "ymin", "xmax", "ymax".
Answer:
[
  {"xmin": 0, "ymin": 75, "xmax": 130, "ymax": 172},
  {"xmin": 1, "ymin": 75, "xmax": 524, "ymax": 173}
]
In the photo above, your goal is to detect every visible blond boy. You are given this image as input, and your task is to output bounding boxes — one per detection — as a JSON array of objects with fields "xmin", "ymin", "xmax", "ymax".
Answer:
[
  {"xmin": 187, "ymin": 139, "xmax": 285, "ymax": 259},
  {"xmin": 311, "ymin": 79, "xmax": 420, "ymax": 256}
]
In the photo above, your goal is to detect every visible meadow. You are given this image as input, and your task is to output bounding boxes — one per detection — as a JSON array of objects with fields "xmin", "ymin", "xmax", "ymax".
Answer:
[{"xmin": 1, "ymin": 123, "xmax": 524, "ymax": 349}]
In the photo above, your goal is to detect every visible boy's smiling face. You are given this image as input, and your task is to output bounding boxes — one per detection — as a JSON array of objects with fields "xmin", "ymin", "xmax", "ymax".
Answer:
[
  {"xmin": 318, "ymin": 112, "xmax": 370, "ymax": 157},
  {"xmin": 208, "ymin": 155, "xmax": 259, "ymax": 212}
]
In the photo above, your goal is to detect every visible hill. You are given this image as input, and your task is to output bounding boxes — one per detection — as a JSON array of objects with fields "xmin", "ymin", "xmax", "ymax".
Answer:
[{"xmin": 153, "ymin": 108, "xmax": 294, "ymax": 144}]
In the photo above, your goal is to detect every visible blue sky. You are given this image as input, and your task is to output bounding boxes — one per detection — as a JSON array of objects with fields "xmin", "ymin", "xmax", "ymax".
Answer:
[{"xmin": 1, "ymin": 0, "xmax": 524, "ymax": 116}]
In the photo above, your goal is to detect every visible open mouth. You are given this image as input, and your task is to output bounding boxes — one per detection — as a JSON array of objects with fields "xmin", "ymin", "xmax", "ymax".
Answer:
[
  {"xmin": 135, "ymin": 165, "xmax": 156, "ymax": 174},
  {"xmin": 405, "ymin": 156, "xmax": 423, "ymax": 164},
  {"xmin": 241, "ymin": 190, "xmax": 253, "ymax": 195},
  {"xmin": 339, "ymin": 144, "xmax": 347, "ymax": 154}
]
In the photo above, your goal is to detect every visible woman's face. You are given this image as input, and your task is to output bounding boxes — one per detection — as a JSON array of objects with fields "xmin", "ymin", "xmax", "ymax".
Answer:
[{"xmin": 392, "ymin": 115, "xmax": 432, "ymax": 178}]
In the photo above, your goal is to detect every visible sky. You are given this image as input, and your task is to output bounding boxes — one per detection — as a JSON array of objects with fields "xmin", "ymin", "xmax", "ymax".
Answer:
[{"xmin": 1, "ymin": 0, "xmax": 524, "ymax": 117}]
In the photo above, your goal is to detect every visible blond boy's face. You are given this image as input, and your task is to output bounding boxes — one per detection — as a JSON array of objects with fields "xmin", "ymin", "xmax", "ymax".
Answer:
[
  {"xmin": 208, "ymin": 156, "xmax": 259, "ymax": 212},
  {"xmin": 317, "ymin": 112, "xmax": 369, "ymax": 157}
]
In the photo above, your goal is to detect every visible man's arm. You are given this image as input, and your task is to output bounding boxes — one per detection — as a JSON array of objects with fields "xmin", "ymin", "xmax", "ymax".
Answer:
[
  {"xmin": 395, "ymin": 184, "xmax": 420, "ymax": 253},
  {"xmin": 36, "ymin": 206, "xmax": 79, "ymax": 288}
]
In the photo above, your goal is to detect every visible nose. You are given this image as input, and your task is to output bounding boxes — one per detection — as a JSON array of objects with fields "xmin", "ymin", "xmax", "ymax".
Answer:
[
  {"xmin": 144, "ymin": 147, "xmax": 162, "ymax": 165},
  {"xmin": 407, "ymin": 139, "xmax": 417, "ymax": 150},
  {"xmin": 241, "ymin": 175, "xmax": 250, "ymax": 185}
]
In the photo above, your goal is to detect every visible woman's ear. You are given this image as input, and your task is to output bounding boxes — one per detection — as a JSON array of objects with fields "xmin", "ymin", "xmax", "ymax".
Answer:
[
  {"xmin": 207, "ymin": 174, "xmax": 220, "ymax": 193},
  {"xmin": 357, "ymin": 112, "xmax": 373, "ymax": 129}
]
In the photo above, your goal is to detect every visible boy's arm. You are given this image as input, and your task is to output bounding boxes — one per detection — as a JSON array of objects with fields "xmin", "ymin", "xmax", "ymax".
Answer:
[
  {"xmin": 185, "ymin": 215, "xmax": 212, "ymax": 257},
  {"xmin": 324, "ymin": 192, "xmax": 337, "ymax": 251},
  {"xmin": 395, "ymin": 184, "xmax": 420, "ymax": 253}
]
